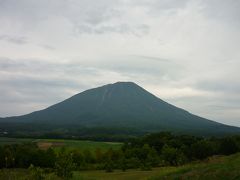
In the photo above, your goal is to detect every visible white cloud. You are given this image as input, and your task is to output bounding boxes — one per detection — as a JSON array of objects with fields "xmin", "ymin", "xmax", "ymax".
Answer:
[{"xmin": 0, "ymin": 0, "xmax": 239, "ymax": 126}]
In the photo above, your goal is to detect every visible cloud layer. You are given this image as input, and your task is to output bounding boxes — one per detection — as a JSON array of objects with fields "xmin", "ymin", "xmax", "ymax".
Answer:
[{"xmin": 0, "ymin": 0, "xmax": 240, "ymax": 126}]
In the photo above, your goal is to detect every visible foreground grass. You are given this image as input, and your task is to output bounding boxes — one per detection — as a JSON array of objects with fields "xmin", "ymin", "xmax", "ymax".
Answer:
[
  {"xmin": 76, "ymin": 153, "xmax": 240, "ymax": 180},
  {"xmin": 75, "ymin": 168, "xmax": 164, "ymax": 180},
  {"xmin": 0, "ymin": 169, "xmax": 61, "ymax": 180},
  {"xmin": 150, "ymin": 153, "xmax": 240, "ymax": 180}
]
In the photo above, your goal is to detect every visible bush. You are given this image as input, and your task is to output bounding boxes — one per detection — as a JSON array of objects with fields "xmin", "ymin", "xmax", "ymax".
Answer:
[
  {"xmin": 104, "ymin": 159, "xmax": 114, "ymax": 172},
  {"xmin": 29, "ymin": 164, "xmax": 45, "ymax": 180}
]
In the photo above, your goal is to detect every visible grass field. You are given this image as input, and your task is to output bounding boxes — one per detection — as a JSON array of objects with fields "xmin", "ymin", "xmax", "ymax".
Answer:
[
  {"xmin": 0, "ymin": 153, "xmax": 239, "ymax": 179},
  {"xmin": 35, "ymin": 139, "xmax": 122, "ymax": 152},
  {"xmin": 0, "ymin": 137, "xmax": 122, "ymax": 152}
]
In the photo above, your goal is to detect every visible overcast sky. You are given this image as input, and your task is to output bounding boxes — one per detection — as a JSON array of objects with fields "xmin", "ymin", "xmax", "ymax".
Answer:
[{"xmin": 0, "ymin": 0, "xmax": 240, "ymax": 126}]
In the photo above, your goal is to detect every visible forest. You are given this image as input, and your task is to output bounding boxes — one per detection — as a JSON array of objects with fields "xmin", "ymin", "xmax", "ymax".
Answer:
[{"xmin": 0, "ymin": 132, "xmax": 240, "ymax": 179}]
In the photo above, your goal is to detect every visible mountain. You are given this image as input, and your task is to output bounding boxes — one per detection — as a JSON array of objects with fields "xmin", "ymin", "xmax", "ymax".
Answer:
[{"xmin": 1, "ymin": 82, "xmax": 240, "ymax": 136}]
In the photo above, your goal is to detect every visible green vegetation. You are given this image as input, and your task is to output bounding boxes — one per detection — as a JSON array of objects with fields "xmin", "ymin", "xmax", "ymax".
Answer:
[
  {"xmin": 0, "ymin": 132, "xmax": 240, "ymax": 179},
  {"xmin": 0, "ymin": 153, "xmax": 240, "ymax": 179}
]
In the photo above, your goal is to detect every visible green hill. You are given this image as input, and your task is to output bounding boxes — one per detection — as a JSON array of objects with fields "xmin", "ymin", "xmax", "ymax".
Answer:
[{"xmin": 1, "ymin": 82, "xmax": 240, "ymax": 136}]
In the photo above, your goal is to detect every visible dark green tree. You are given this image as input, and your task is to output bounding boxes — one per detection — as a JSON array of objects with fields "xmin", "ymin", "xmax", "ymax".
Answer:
[
  {"xmin": 220, "ymin": 137, "xmax": 239, "ymax": 155},
  {"xmin": 104, "ymin": 159, "xmax": 114, "ymax": 172},
  {"xmin": 54, "ymin": 149, "xmax": 76, "ymax": 179},
  {"xmin": 161, "ymin": 145, "xmax": 179, "ymax": 166}
]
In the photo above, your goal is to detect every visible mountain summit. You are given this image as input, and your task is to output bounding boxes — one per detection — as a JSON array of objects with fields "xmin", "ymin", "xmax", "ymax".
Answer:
[{"xmin": 2, "ymin": 82, "xmax": 240, "ymax": 136}]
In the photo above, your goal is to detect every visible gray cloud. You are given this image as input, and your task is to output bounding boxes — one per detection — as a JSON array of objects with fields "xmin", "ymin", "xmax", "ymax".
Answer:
[
  {"xmin": 201, "ymin": 0, "xmax": 240, "ymax": 25},
  {"xmin": 194, "ymin": 80, "xmax": 240, "ymax": 94},
  {"xmin": 0, "ymin": 35, "xmax": 28, "ymax": 44},
  {"xmin": 0, "ymin": 56, "xmax": 183, "ymax": 109},
  {"xmin": 125, "ymin": 0, "xmax": 189, "ymax": 10},
  {"xmin": 38, "ymin": 44, "xmax": 55, "ymax": 50},
  {"xmin": 0, "ymin": 0, "xmax": 161, "ymax": 36},
  {"xmin": 0, "ymin": 0, "xmax": 123, "ymax": 34},
  {"xmin": 74, "ymin": 24, "xmax": 150, "ymax": 36}
]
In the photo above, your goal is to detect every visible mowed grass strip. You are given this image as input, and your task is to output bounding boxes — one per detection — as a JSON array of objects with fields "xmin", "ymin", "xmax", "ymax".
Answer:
[
  {"xmin": 0, "ymin": 137, "xmax": 33, "ymax": 145},
  {"xmin": 74, "ymin": 168, "xmax": 166, "ymax": 180}
]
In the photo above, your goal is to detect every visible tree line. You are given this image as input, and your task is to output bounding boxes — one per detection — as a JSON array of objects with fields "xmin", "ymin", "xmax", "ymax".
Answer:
[{"xmin": 0, "ymin": 132, "xmax": 240, "ymax": 178}]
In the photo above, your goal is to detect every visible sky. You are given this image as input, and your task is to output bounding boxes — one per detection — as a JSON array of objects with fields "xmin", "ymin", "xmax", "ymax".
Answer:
[{"xmin": 0, "ymin": 0, "xmax": 240, "ymax": 127}]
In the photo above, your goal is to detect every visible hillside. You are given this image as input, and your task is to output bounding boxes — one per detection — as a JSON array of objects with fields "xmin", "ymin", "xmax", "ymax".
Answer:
[{"xmin": 1, "ymin": 82, "xmax": 240, "ymax": 136}]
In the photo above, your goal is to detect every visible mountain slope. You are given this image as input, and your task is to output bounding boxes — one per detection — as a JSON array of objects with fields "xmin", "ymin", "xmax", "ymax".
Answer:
[{"xmin": 1, "ymin": 82, "xmax": 240, "ymax": 136}]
